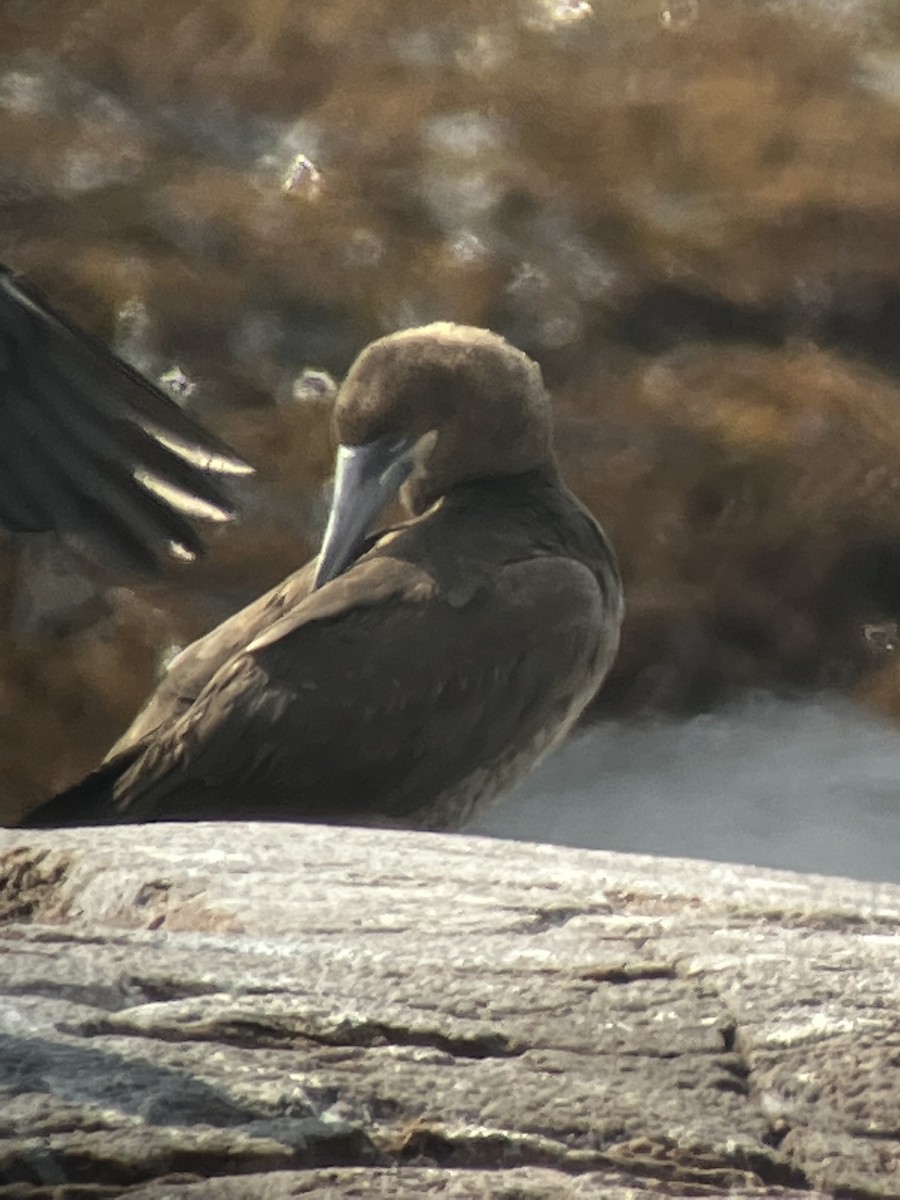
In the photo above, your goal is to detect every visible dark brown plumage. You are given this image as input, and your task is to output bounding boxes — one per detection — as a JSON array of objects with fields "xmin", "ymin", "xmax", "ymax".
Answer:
[
  {"xmin": 23, "ymin": 323, "xmax": 623, "ymax": 830},
  {"xmin": 0, "ymin": 265, "xmax": 251, "ymax": 574}
]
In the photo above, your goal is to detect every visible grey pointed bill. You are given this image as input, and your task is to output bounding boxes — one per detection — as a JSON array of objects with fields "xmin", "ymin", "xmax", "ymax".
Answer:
[{"xmin": 314, "ymin": 434, "xmax": 416, "ymax": 590}]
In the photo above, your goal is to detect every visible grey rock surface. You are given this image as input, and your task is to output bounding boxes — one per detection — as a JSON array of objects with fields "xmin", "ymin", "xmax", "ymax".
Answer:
[{"xmin": 0, "ymin": 824, "xmax": 897, "ymax": 1198}]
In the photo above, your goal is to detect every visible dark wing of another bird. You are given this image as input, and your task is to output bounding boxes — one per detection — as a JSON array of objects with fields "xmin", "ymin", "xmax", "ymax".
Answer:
[
  {"xmin": 0, "ymin": 266, "xmax": 252, "ymax": 574},
  {"xmin": 101, "ymin": 552, "xmax": 610, "ymax": 825}
]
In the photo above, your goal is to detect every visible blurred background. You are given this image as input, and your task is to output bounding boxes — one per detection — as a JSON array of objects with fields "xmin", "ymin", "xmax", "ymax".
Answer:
[{"xmin": 1, "ymin": 0, "xmax": 900, "ymax": 880}]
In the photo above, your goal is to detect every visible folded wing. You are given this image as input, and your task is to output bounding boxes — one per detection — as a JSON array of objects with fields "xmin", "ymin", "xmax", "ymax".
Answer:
[{"xmin": 98, "ymin": 553, "xmax": 610, "ymax": 826}]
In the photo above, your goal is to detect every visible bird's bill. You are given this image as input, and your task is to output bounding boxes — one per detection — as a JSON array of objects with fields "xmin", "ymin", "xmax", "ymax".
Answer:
[{"xmin": 313, "ymin": 435, "xmax": 416, "ymax": 589}]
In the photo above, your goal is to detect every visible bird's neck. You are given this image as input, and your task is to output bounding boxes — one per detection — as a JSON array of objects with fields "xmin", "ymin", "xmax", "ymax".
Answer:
[{"xmin": 436, "ymin": 463, "xmax": 563, "ymax": 509}]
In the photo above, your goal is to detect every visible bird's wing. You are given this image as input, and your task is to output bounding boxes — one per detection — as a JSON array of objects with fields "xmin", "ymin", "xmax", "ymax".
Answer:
[
  {"xmin": 107, "ymin": 557, "xmax": 319, "ymax": 754},
  {"xmin": 0, "ymin": 266, "xmax": 252, "ymax": 574},
  {"xmin": 108, "ymin": 526, "xmax": 394, "ymax": 752},
  {"xmin": 108, "ymin": 552, "xmax": 613, "ymax": 824}
]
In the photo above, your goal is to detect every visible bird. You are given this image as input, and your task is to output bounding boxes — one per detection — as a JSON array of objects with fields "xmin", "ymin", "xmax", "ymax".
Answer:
[
  {"xmin": 0, "ymin": 265, "xmax": 252, "ymax": 575},
  {"xmin": 21, "ymin": 322, "xmax": 623, "ymax": 831}
]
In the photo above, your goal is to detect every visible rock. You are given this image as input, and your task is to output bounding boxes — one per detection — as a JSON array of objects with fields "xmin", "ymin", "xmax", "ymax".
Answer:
[{"xmin": 0, "ymin": 824, "xmax": 897, "ymax": 1197}]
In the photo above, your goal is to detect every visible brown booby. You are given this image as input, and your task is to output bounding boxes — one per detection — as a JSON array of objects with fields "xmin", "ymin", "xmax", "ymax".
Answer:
[
  {"xmin": 22, "ymin": 323, "xmax": 623, "ymax": 830},
  {"xmin": 0, "ymin": 266, "xmax": 251, "ymax": 574}
]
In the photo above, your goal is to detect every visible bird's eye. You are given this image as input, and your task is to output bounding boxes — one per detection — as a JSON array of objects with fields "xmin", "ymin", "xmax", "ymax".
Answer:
[{"xmin": 383, "ymin": 434, "xmax": 415, "ymax": 459}]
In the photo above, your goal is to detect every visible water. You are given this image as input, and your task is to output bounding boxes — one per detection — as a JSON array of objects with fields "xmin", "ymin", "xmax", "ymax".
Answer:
[{"xmin": 477, "ymin": 694, "xmax": 900, "ymax": 883}]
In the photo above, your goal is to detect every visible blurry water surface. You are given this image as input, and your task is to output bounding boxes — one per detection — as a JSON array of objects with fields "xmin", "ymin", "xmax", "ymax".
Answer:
[{"xmin": 478, "ymin": 694, "xmax": 900, "ymax": 883}]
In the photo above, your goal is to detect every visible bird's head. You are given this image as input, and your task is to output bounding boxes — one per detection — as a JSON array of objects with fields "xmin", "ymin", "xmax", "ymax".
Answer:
[{"xmin": 315, "ymin": 323, "xmax": 554, "ymax": 589}]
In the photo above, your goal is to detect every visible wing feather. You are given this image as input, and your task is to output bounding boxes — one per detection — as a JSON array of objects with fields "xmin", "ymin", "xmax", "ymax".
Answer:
[
  {"xmin": 0, "ymin": 266, "xmax": 252, "ymax": 572},
  {"xmin": 106, "ymin": 555, "xmax": 609, "ymax": 825}
]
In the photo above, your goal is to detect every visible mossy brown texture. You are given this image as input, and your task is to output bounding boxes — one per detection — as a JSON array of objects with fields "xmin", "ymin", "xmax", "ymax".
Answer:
[
  {"xmin": 3, "ymin": 1, "xmax": 900, "ymax": 820},
  {"xmin": 565, "ymin": 343, "xmax": 900, "ymax": 712}
]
